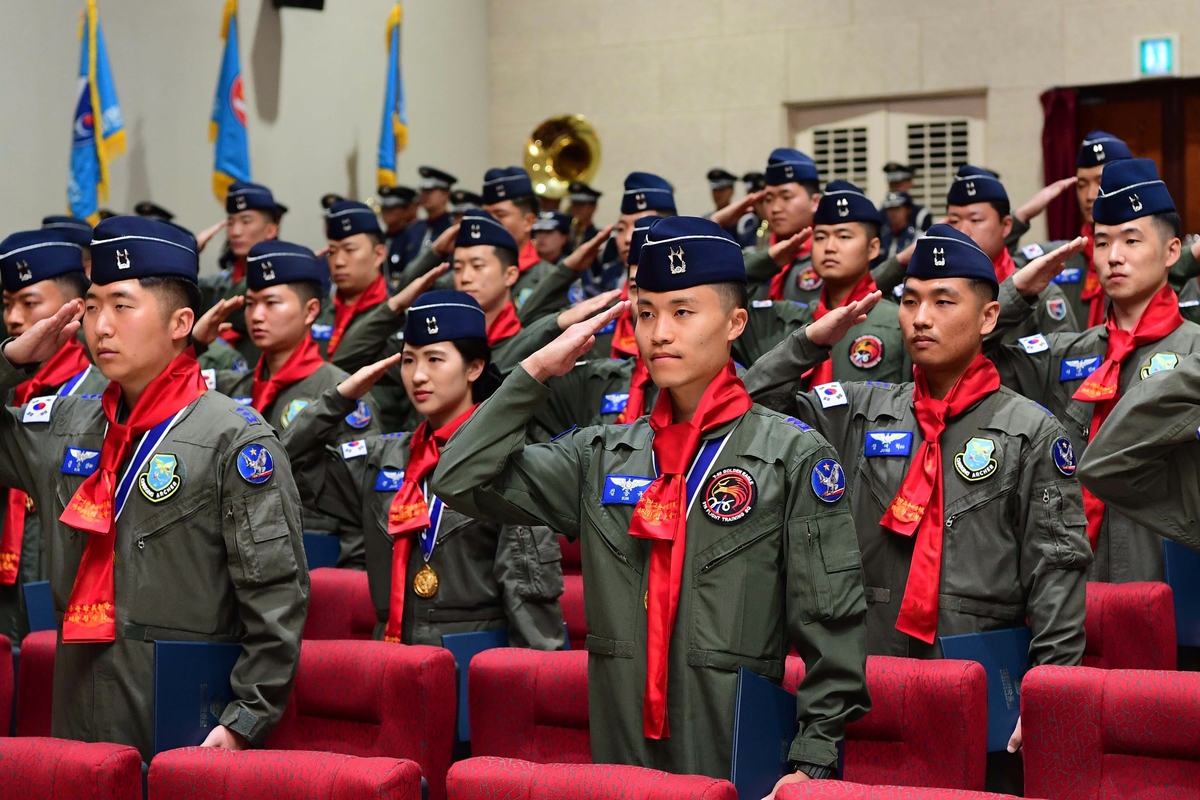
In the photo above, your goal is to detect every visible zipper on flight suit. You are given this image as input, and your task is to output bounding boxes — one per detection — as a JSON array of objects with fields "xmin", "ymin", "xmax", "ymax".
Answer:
[
  {"xmin": 698, "ymin": 528, "xmax": 774, "ymax": 574},
  {"xmin": 137, "ymin": 503, "xmax": 210, "ymax": 550}
]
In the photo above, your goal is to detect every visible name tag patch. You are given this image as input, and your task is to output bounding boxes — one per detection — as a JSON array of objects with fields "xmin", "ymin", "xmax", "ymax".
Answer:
[
  {"xmin": 61, "ymin": 447, "xmax": 100, "ymax": 476},
  {"xmin": 601, "ymin": 393, "xmax": 629, "ymax": 414},
  {"xmin": 311, "ymin": 324, "xmax": 333, "ymax": 341},
  {"xmin": 374, "ymin": 469, "xmax": 404, "ymax": 491},
  {"xmin": 814, "ymin": 382, "xmax": 848, "ymax": 408},
  {"xmin": 1059, "ymin": 356, "xmax": 1102, "ymax": 382},
  {"xmin": 597, "ymin": 318, "xmax": 616, "ymax": 335},
  {"xmin": 22, "ymin": 396, "xmax": 56, "ymax": 424},
  {"xmin": 865, "ymin": 431, "xmax": 913, "ymax": 457},
  {"xmin": 602, "ymin": 474, "xmax": 654, "ymax": 505},
  {"xmin": 1052, "ymin": 267, "xmax": 1081, "ymax": 284},
  {"xmin": 751, "ymin": 299, "xmax": 774, "ymax": 309}
]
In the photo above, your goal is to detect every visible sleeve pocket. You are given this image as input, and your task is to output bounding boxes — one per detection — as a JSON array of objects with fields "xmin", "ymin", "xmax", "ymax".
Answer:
[
  {"xmin": 232, "ymin": 488, "xmax": 298, "ymax": 585},
  {"xmin": 515, "ymin": 525, "xmax": 564, "ymax": 601}
]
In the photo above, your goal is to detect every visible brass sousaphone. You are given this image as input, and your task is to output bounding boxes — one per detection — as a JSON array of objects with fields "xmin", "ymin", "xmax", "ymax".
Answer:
[{"xmin": 524, "ymin": 114, "xmax": 601, "ymax": 202}]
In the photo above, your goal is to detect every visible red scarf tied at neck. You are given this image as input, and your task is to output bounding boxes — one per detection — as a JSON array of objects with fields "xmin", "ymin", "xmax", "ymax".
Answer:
[
  {"xmin": 766, "ymin": 234, "xmax": 814, "ymax": 301},
  {"xmin": 328, "ymin": 275, "xmax": 388, "ymax": 356},
  {"xmin": 0, "ymin": 340, "xmax": 93, "ymax": 585},
  {"xmin": 628, "ymin": 361, "xmax": 752, "ymax": 738},
  {"xmin": 879, "ymin": 354, "xmax": 1000, "ymax": 644},
  {"xmin": 806, "ymin": 273, "xmax": 878, "ymax": 387},
  {"xmin": 59, "ymin": 348, "xmax": 208, "ymax": 643},
  {"xmin": 518, "ymin": 240, "xmax": 540, "ymax": 273},
  {"xmin": 1079, "ymin": 222, "xmax": 1107, "ymax": 328},
  {"xmin": 251, "ymin": 337, "xmax": 325, "ymax": 412},
  {"xmin": 383, "ymin": 404, "xmax": 476, "ymax": 643},
  {"xmin": 1073, "ymin": 284, "xmax": 1183, "ymax": 548},
  {"xmin": 992, "ymin": 247, "xmax": 1016, "ymax": 285},
  {"xmin": 487, "ymin": 302, "xmax": 522, "ymax": 346}
]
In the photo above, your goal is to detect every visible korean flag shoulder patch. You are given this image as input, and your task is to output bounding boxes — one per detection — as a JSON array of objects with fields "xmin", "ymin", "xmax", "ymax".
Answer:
[
  {"xmin": 814, "ymin": 382, "xmax": 848, "ymax": 409},
  {"xmin": 22, "ymin": 396, "xmax": 57, "ymax": 424},
  {"xmin": 1018, "ymin": 334, "xmax": 1049, "ymax": 354},
  {"xmin": 341, "ymin": 440, "xmax": 368, "ymax": 460}
]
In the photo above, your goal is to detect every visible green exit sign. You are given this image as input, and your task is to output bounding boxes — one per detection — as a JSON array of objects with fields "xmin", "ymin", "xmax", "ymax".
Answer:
[{"xmin": 1137, "ymin": 35, "xmax": 1178, "ymax": 78}]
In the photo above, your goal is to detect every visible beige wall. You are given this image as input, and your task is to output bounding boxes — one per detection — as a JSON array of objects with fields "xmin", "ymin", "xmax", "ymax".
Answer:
[
  {"xmin": 0, "ymin": 0, "xmax": 488, "ymax": 272},
  {"xmin": 488, "ymin": 0, "xmax": 1200, "ymax": 241}
]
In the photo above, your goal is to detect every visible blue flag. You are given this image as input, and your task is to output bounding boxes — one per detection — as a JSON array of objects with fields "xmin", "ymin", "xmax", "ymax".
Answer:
[
  {"xmin": 68, "ymin": 0, "xmax": 125, "ymax": 224},
  {"xmin": 210, "ymin": 0, "xmax": 251, "ymax": 201},
  {"xmin": 377, "ymin": 3, "xmax": 408, "ymax": 187}
]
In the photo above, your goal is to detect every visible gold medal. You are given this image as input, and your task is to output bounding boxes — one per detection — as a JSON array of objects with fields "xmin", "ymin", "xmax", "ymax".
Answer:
[{"xmin": 413, "ymin": 563, "xmax": 439, "ymax": 598}]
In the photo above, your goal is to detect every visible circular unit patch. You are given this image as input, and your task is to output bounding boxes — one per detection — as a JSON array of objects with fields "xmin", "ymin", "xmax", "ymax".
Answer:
[
  {"xmin": 1052, "ymin": 437, "xmax": 1076, "ymax": 476},
  {"xmin": 797, "ymin": 267, "xmax": 824, "ymax": 292},
  {"xmin": 849, "ymin": 334, "xmax": 884, "ymax": 369},
  {"xmin": 702, "ymin": 468, "xmax": 757, "ymax": 524},
  {"xmin": 810, "ymin": 458, "xmax": 845, "ymax": 504},
  {"xmin": 237, "ymin": 444, "xmax": 274, "ymax": 485}
]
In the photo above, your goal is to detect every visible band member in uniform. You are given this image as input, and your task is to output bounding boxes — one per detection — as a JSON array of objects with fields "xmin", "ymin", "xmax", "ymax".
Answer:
[
  {"xmin": 532, "ymin": 211, "xmax": 573, "ymax": 264},
  {"xmin": 0, "ymin": 215, "xmax": 307, "ymax": 761},
  {"xmin": 566, "ymin": 181, "xmax": 601, "ymax": 255},
  {"xmin": 706, "ymin": 168, "xmax": 739, "ymax": 238},
  {"xmin": 881, "ymin": 163, "xmax": 932, "ymax": 233},
  {"xmin": 378, "ymin": 184, "xmax": 420, "ymax": 284},
  {"xmin": 433, "ymin": 216, "xmax": 869, "ymax": 786}
]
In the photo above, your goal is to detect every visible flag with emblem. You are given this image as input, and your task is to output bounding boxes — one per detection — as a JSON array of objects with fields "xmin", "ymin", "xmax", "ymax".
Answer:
[
  {"xmin": 376, "ymin": 3, "xmax": 408, "ymax": 187},
  {"xmin": 210, "ymin": 0, "xmax": 251, "ymax": 201},
  {"xmin": 68, "ymin": 0, "xmax": 125, "ymax": 224}
]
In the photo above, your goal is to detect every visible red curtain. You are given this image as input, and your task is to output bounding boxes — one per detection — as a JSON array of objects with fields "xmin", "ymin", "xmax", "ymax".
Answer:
[{"xmin": 1040, "ymin": 88, "xmax": 1078, "ymax": 241}]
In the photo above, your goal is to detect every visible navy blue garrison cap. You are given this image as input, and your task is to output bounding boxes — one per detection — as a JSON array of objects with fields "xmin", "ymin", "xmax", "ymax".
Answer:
[
  {"xmin": 620, "ymin": 171, "xmax": 676, "ymax": 215},
  {"xmin": 906, "ymin": 223, "xmax": 996, "ymax": 289},
  {"xmin": 946, "ymin": 165, "xmax": 1008, "ymax": 207},
  {"xmin": 1092, "ymin": 158, "xmax": 1175, "ymax": 225},
  {"xmin": 0, "ymin": 230, "xmax": 86, "ymax": 291},
  {"xmin": 1077, "ymin": 131, "xmax": 1133, "ymax": 169},
  {"xmin": 765, "ymin": 148, "xmax": 819, "ymax": 187},
  {"xmin": 41, "ymin": 216, "xmax": 93, "ymax": 247},
  {"xmin": 482, "ymin": 167, "xmax": 534, "ymax": 205},
  {"xmin": 418, "ymin": 166, "xmax": 457, "ymax": 191},
  {"xmin": 90, "ymin": 215, "xmax": 198, "ymax": 285},
  {"xmin": 404, "ymin": 289, "xmax": 487, "ymax": 346},
  {"xmin": 325, "ymin": 200, "xmax": 383, "ymax": 240},
  {"xmin": 246, "ymin": 240, "xmax": 324, "ymax": 291},
  {"xmin": 226, "ymin": 181, "xmax": 286, "ymax": 215},
  {"xmin": 627, "ymin": 215, "xmax": 657, "ymax": 267},
  {"xmin": 813, "ymin": 180, "xmax": 881, "ymax": 226},
  {"xmin": 455, "ymin": 209, "xmax": 518, "ymax": 253},
  {"xmin": 533, "ymin": 211, "xmax": 572, "ymax": 234},
  {"xmin": 636, "ymin": 216, "xmax": 745, "ymax": 293}
]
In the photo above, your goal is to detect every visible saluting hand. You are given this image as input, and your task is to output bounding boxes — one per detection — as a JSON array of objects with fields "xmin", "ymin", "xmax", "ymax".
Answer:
[
  {"xmin": 1014, "ymin": 176, "xmax": 1078, "ymax": 223},
  {"xmin": 770, "ymin": 227, "xmax": 812, "ymax": 268},
  {"xmin": 523, "ymin": 300, "xmax": 630, "ymax": 383},
  {"xmin": 561, "ymin": 224, "xmax": 615, "ymax": 274},
  {"xmin": 805, "ymin": 290, "xmax": 884, "ymax": 348},
  {"xmin": 338, "ymin": 353, "xmax": 403, "ymax": 400},
  {"xmin": 431, "ymin": 223, "xmax": 461, "ymax": 258},
  {"xmin": 388, "ymin": 263, "xmax": 450, "ymax": 313},
  {"xmin": 191, "ymin": 296, "xmax": 246, "ymax": 345},
  {"xmin": 557, "ymin": 288, "xmax": 623, "ymax": 331},
  {"xmin": 1011, "ymin": 236, "xmax": 1088, "ymax": 298},
  {"xmin": 2, "ymin": 299, "xmax": 84, "ymax": 366},
  {"xmin": 195, "ymin": 219, "xmax": 228, "ymax": 254},
  {"xmin": 711, "ymin": 190, "xmax": 765, "ymax": 229}
]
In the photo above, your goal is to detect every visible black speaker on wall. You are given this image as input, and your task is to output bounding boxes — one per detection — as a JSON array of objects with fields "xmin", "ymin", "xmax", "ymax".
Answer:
[{"xmin": 273, "ymin": 0, "xmax": 325, "ymax": 9}]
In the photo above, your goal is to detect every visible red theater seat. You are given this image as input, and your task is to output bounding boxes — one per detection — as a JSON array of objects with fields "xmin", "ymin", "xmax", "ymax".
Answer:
[
  {"xmin": 777, "ymin": 784, "xmax": 1014, "ymax": 799},
  {"xmin": 16, "ymin": 630, "xmax": 55, "ymax": 737},
  {"xmin": 148, "ymin": 747, "xmax": 421, "ymax": 800},
  {"xmin": 0, "ymin": 634, "xmax": 11, "ymax": 736},
  {"xmin": 785, "ymin": 656, "xmax": 987, "ymax": 790},
  {"xmin": 1023, "ymin": 665, "xmax": 1200, "ymax": 799},
  {"xmin": 558, "ymin": 535, "xmax": 580, "ymax": 576},
  {"xmin": 446, "ymin": 757, "xmax": 736, "ymax": 800},
  {"xmin": 303, "ymin": 567, "xmax": 376, "ymax": 640},
  {"xmin": 561, "ymin": 574, "xmax": 587, "ymax": 651},
  {"xmin": 1084, "ymin": 581, "xmax": 1176, "ymax": 670},
  {"xmin": 265, "ymin": 640, "xmax": 456, "ymax": 800},
  {"xmin": 0, "ymin": 737, "xmax": 141, "ymax": 800},
  {"xmin": 468, "ymin": 648, "xmax": 590, "ymax": 764}
]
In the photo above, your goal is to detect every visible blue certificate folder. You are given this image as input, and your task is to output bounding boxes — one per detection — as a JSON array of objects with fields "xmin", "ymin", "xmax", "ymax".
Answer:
[
  {"xmin": 441, "ymin": 629, "xmax": 508, "ymax": 742},
  {"xmin": 153, "ymin": 641, "xmax": 242, "ymax": 754},
  {"xmin": 939, "ymin": 626, "xmax": 1032, "ymax": 752},
  {"xmin": 1163, "ymin": 540, "xmax": 1200, "ymax": 647},
  {"xmin": 22, "ymin": 580, "xmax": 55, "ymax": 632},
  {"xmin": 302, "ymin": 532, "xmax": 341, "ymax": 570}
]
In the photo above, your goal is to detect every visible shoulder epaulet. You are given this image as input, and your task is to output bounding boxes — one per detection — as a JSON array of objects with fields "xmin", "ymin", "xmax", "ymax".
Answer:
[{"xmin": 232, "ymin": 404, "xmax": 262, "ymax": 426}]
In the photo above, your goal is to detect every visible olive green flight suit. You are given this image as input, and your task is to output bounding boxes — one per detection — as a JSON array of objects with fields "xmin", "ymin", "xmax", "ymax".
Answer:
[
  {"xmin": 1012, "ymin": 241, "xmax": 1091, "ymax": 330},
  {"xmin": 0, "ymin": 354, "xmax": 308, "ymax": 761},
  {"xmin": 0, "ymin": 364, "xmax": 109, "ymax": 643},
  {"xmin": 207, "ymin": 361, "xmax": 382, "ymax": 568},
  {"xmin": 199, "ymin": 272, "xmax": 260, "ymax": 366},
  {"xmin": 744, "ymin": 248, "xmax": 817, "ymax": 304},
  {"xmin": 1078, "ymin": 353, "xmax": 1200, "ymax": 550},
  {"xmin": 283, "ymin": 388, "xmax": 565, "ymax": 649},
  {"xmin": 396, "ymin": 246, "xmax": 562, "ymax": 324},
  {"xmin": 433, "ymin": 366, "xmax": 869, "ymax": 778},
  {"xmin": 986, "ymin": 280, "xmax": 1200, "ymax": 582}
]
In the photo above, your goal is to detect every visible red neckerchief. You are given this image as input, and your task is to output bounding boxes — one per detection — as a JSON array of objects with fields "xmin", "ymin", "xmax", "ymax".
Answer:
[
  {"xmin": 615, "ymin": 357, "xmax": 651, "ymax": 425},
  {"xmin": 1079, "ymin": 222, "xmax": 1106, "ymax": 328},
  {"xmin": 0, "ymin": 340, "xmax": 94, "ymax": 585},
  {"xmin": 766, "ymin": 233, "xmax": 813, "ymax": 301},
  {"xmin": 328, "ymin": 275, "xmax": 387, "ymax": 356},
  {"xmin": 383, "ymin": 404, "xmax": 476, "ymax": 643},
  {"xmin": 60, "ymin": 348, "xmax": 208, "ymax": 643},
  {"xmin": 518, "ymin": 240, "xmax": 540, "ymax": 273},
  {"xmin": 1074, "ymin": 285, "xmax": 1183, "ymax": 548},
  {"xmin": 610, "ymin": 283, "xmax": 638, "ymax": 359},
  {"xmin": 487, "ymin": 302, "xmax": 522, "ymax": 346},
  {"xmin": 628, "ymin": 361, "xmax": 752, "ymax": 737},
  {"xmin": 251, "ymin": 337, "xmax": 325, "ymax": 412},
  {"xmin": 880, "ymin": 354, "xmax": 1000, "ymax": 644},
  {"xmin": 219, "ymin": 258, "xmax": 247, "ymax": 344},
  {"xmin": 806, "ymin": 273, "xmax": 878, "ymax": 387},
  {"xmin": 993, "ymin": 248, "xmax": 1016, "ymax": 284}
]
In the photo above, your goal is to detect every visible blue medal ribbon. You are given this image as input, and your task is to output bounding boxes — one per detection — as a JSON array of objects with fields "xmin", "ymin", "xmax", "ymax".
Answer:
[
  {"xmin": 417, "ymin": 480, "xmax": 446, "ymax": 562},
  {"xmin": 57, "ymin": 366, "xmax": 93, "ymax": 397}
]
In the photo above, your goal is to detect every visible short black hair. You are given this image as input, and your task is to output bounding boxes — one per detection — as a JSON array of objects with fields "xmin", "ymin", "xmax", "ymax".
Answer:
[
  {"xmin": 493, "ymin": 245, "xmax": 518, "ymax": 270},
  {"xmin": 798, "ymin": 180, "xmax": 822, "ymax": 198},
  {"xmin": 450, "ymin": 337, "xmax": 502, "ymax": 403},
  {"xmin": 711, "ymin": 281, "xmax": 748, "ymax": 312},
  {"xmin": 139, "ymin": 276, "xmax": 202, "ymax": 318},
  {"xmin": 286, "ymin": 280, "xmax": 325, "ymax": 306},
  {"xmin": 365, "ymin": 230, "xmax": 385, "ymax": 248},
  {"xmin": 52, "ymin": 272, "xmax": 91, "ymax": 301},
  {"xmin": 967, "ymin": 278, "xmax": 999, "ymax": 303},
  {"xmin": 987, "ymin": 200, "xmax": 1012, "ymax": 221},
  {"xmin": 856, "ymin": 219, "xmax": 881, "ymax": 242},
  {"xmin": 1151, "ymin": 211, "xmax": 1182, "ymax": 241},
  {"xmin": 513, "ymin": 195, "xmax": 539, "ymax": 217}
]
